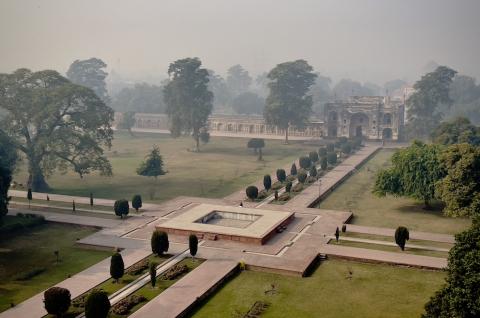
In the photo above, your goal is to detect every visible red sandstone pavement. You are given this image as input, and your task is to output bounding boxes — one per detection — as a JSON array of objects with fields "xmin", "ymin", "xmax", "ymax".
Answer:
[
  {"xmin": 318, "ymin": 244, "xmax": 448, "ymax": 269},
  {"xmin": 129, "ymin": 259, "xmax": 238, "ymax": 318}
]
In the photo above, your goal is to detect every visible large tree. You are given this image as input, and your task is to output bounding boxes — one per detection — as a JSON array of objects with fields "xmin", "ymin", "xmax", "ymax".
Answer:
[
  {"xmin": 207, "ymin": 70, "xmax": 231, "ymax": 112},
  {"xmin": 436, "ymin": 144, "xmax": 480, "ymax": 218},
  {"xmin": 406, "ymin": 66, "xmax": 457, "ymax": 139},
  {"xmin": 226, "ymin": 64, "xmax": 252, "ymax": 97},
  {"xmin": 112, "ymin": 83, "xmax": 165, "ymax": 113},
  {"xmin": 231, "ymin": 92, "xmax": 264, "ymax": 115},
  {"xmin": 0, "ymin": 69, "xmax": 113, "ymax": 191},
  {"xmin": 422, "ymin": 217, "xmax": 480, "ymax": 318},
  {"xmin": 431, "ymin": 117, "xmax": 480, "ymax": 146},
  {"xmin": 66, "ymin": 58, "xmax": 110, "ymax": 103},
  {"xmin": 163, "ymin": 58, "xmax": 213, "ymax": 151},
  {"xmin": 136, "ymin": 146, "xmax": 166, "ymax": 180},
  {"xmin": 264, "ymin": 60, "xmax": 317, "ymax": 144},
  {"xmin": 0, "ymin": 136, "xmax": 17, "ymax": 222},
  {"xmin": 373, "ymin": 141, "xmax": 445, "ymax": 208}
]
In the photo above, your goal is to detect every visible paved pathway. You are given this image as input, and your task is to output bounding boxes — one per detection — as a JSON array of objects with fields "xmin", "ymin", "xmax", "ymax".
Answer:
[
  {"xmin": 318, "ymin": 244, "xmax": 448, "ymax": 269},
  {"xmin": 346, "ymin": 224, "xmax": 455, "ymax": 244},
  {"xmin": 8, "ymin": 190, "xmax": 162, "ymax": 212},
  {"xmin": 129, "ymin": 259, "xmax": 238, "ymax": 318},
  {"xmin": 284, "ymin": 144, "xmax": 380, "ymax": 208}
]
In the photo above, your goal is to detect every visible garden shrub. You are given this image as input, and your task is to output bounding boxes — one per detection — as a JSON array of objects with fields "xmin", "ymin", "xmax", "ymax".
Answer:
[
  {"xmin": 126, "ymin": 259, "xmax": 149, "ymax": 275},
  {"xmin": 276, "ymin": 169, "xmax": 286, "ymax": 182},
  {"xmin": 290, "ymin": 163, "xmax": 297, "ymax": 176},
  {"xmin": 285, "ymin": 181, "xmax": 292, "ymax": 193},
  {"xmin": 327, "ymin": 152, "xmax": 337, "ymax": 165},
  {"xmin": 318, "ymin": 147, "xmax": 327, "ymax": 157},
  {"xmin": 111, "ymin": 295, "xmax": 146, "ymax": 315},
  {"xmin": 246, "ymin": 186, "xmax": 259, "ymax": 200},
  {"xmin": 299, "ymin": 156, "xmax": 311, "ymax": 169},
  {"xmin": 161, "ymin": 264, "xmax": 189, "ymax": 280},
  {"xmin": 44, "ymin": 287, "xmax": 71, "ymax": 317},
  {"xmin": 15, "ymin": 267, "xmax": 46, "ymax": 281},
  {"xmin": 309, "ymin": 151, "xmax": 319, "ymax": 163},
  {"xmin": 85, "ymin": 290, "xmax": 110, "ymax": 318},
  {"xmin": 326, "ymin": 143, "xmax": 335, "ymax": 152},
  {"xmin": 297, "ymin": 171, "xmax": 307, "ymax": 184}
]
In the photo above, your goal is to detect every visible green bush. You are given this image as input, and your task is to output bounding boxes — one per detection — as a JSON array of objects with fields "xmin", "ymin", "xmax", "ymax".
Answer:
[
  {"xmin": 395, "ymin": 226, "xmax": 409, "ymax": 251},
  {"xmin": 327, "ymin": 152, "xmax": 337, "ymax": 165},
  {"xmin": 149, "ymin": 262, "xmax": 157, "ymax": 288},
  {"xmin": 309, "ymin": 151, "xmax": 319, "ymax": 163},
  {"xmin": 189, "ymin": 234, "xmax": 198, "ymax": 257},
  {"xmin": 290, "ymin": 163, "xmax": 297, "ymax": 176},
  {"xmin": 263, "ymin": 175, "xmax": 272, "ymax": 191},
  {"xmin": 110, "ymin": 252, "xmax": 125, "ymax": 282},
  {"xmin": 161, "ymin": 264, "xmax": 189, "ymax": 280},
  {"xmin": 111, "ymin": 294, "xmax": 146, "ymax": 315},
  {"xmin": 299, "ymin": 156, "xmax": 312, "ymax": 169},
  {"xmin": 14, "ymin": 267, "xmax": 46, "ymax": 281},
  {"xmin": 320, "ymin": 156, "xmax": 328, "ymax": 170},
  {"xmin": 85, "ymin": 290, "xmax": 110, "ymax": 318},
  {"xmin": 151, "ymin": 230, "xmax": 169, "ymax": 255},
  {"xmin": 318, "ymin": 147, "xmax": 327, "ymax": 157},
  {"xmin": 132, "ymin": 194, "xmax": 142, "ymax": 212},
  {"xmin": 341, "ymin": 142, "xmax": 352, "ymax": 155},
  {"xmin": 297, "ymin": 171, "xmax": 307, "ymax": 184},
  {"xmin": 276, "ymin": 169, "xmax": 286, "ymax": 182},
  {"xmin": 285, "ymin": 181, "xmax": 292, "ymax": 193},
  {"xmin": 44, "ymin": 287, "xmax": 71, "ymax": 317},
  {"xmin": 114, "ymin": 199, "xmax": 129, "ymax": 219},
  {"xmin": 309, "ymin": 166, "xmax": 317, "ymax": 177},
  {"xmin": 326, "ymin": 143, "xmax": 335, "ymax": 152},
  {"xmin": 246, "ymin": 186, "xmax": 259, "ymax": 200}
]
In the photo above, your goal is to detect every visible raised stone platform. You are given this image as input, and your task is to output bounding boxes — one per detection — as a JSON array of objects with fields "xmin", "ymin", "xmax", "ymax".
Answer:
[{"xmin": 156, "ymin": 204, "xmax": 295, "ymax": 245}]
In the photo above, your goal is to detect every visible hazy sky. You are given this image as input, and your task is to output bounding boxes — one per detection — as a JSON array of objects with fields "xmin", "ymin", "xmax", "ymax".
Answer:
[{"xmin": 1, "ymin": 0, "xmax": 479, "ymax": 85}]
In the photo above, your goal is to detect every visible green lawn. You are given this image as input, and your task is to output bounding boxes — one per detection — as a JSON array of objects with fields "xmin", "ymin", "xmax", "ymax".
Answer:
[
  {"xmin": 0, "ymin": 221, "xmax": 111, "ymax": 312},
  {"xmin": 318, "ymin": 149, "xmax": 471, "ymax": 234},
  {"xmin": 192, "ymin": 259, "xmax": 445, "ymax": 318},
  {"xmin": 13, "ymin": 132, "xmax": 318, "ymax": 203},
  {"xmin": 341, "ymin": 232, "xmax": 454, "ymax": 249}
]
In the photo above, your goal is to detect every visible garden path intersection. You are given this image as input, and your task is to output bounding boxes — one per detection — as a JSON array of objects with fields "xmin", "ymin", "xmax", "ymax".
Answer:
[{"xmin": 1, "ymin": 143, "xmax": 453, "ymax": 318}]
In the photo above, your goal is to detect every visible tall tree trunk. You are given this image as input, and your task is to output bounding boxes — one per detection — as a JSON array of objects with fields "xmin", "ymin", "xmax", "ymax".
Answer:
[
  {"xmin": 194, "ymin": 134, "xmax": 200, "ymax": 152},
  {"xmin": 284, "ymin": 125, "xmax": 289, "ymax": 144},
  {"xmin": 27, "ymin": 158, "xmax": 50, "ymax": 192}
]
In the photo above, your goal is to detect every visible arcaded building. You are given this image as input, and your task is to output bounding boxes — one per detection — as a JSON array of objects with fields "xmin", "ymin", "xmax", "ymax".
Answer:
[
  {"xmin": 324, "ymin": 96, "xmax": 405, "ymax": 141},
  {"xmin": 116, "ymin": 96, "xmax": 404, "ymax": 141}
]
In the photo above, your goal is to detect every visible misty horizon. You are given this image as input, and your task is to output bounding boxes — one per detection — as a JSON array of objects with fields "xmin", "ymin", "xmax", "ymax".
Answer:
[{"xmin": 1, "ymin": 0, "xmax": 480, "ymax": 86}]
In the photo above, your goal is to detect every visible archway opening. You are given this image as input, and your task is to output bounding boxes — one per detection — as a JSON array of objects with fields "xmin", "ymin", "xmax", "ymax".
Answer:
[
  {"xmin": 382, "ymin": 128, "xmax": 392, "ymax": 140},
  {"xmin": 349, "ymin": 113, "xmax": 369, "ymax": 138}
]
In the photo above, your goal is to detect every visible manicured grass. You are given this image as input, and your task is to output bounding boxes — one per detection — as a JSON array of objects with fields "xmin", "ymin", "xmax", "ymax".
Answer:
[
  {"xmin": 13, "ymin": 132, "xmax": 319, "ymax": 203},
  {"xmin": 0, "ymin": 221, "xmax": 111, "ymax": 312},
  {"xmin": 192, "ymin": 259, "xmax": 446, "ymax": 318},
  {"xmin": 318, "ymin": 149, "xmax": 471, "ymax": 234},
  {"xmin": 329, "ymin": 240, "xmax": 449, "ymax": 258},
  {"xmin": 11, "ymin": 197, "xmax": 113, "ymax": 212}
]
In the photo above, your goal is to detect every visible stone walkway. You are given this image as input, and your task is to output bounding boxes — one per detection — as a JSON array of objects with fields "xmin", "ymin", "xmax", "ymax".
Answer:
[
  {"xmin": 319, "ymin": 244, "xmax": 448, "ymax": 269},
  {"xmin": 129, "ymin": 259, "xmax": 238, "ymax": 318}
]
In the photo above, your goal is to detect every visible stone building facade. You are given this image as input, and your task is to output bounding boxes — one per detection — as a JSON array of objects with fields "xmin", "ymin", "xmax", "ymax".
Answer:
[
  {"xmin": 116, "ymin": 96, "xmax": 404, "ymax": 141},
  {"xmin": 324, "ymin": 96, "xmax": 404, "ymax": 140}
]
